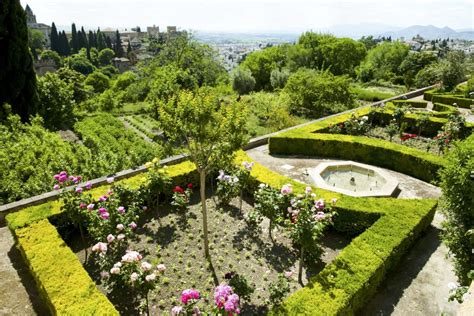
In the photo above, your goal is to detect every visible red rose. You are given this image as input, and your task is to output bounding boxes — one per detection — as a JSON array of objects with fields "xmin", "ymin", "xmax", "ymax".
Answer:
[
  {"xmin": 173, "ymin": 186, "xmax": 184, "ymax": 194},
  {"xmin": 187, "ymin": 183, "xmax": 193, "ymax": 189}
]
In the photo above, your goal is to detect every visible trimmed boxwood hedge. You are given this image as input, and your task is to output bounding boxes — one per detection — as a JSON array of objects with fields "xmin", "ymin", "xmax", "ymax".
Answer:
[
  {"xmin": 391, "ymin": 100, "xmax": 428, "ymax": 108},
  {"xmin": 15, "ymin": 219, "xmax": 118, "ymax": 315},
  {"xmin": 431, "ymin": 94, "xmax": 473, "ymax": 109},
  {"xmin": 269, "ymin": 132, "xmax": 446, "ymax": 182},
  {"xmin": 424, "ymin": 89, "xmax": 473, "ymax": 109}
]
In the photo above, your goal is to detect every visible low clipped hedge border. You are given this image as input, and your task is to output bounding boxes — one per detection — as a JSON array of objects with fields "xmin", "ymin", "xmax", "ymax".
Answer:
[
  {"xmin": 269, "ymin": 132, "xmax": 446, "ymax": 182},
  {"xmin": 15, "ymin": 219, "xmax": 118, "ymax": 315},
  {"xmin": 391, "ymin": 100, "xmax": 428, "ymax": 108},
  {"xmin": 424, "ymin": 89, "xmax": 473, "ymax": 109},
  {"xmin": 6, "ymin": 161, "xmax": 198, "ymax": 315}
]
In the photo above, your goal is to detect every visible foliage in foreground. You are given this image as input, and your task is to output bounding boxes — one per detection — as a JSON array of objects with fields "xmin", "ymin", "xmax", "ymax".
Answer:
[{"xmin": 439, "ymin": 134, "xmax": 474, "ymax": 301}]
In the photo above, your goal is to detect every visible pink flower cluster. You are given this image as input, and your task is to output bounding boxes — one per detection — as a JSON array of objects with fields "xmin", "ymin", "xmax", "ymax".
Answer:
[
  {"xmin": 281, "ymin": 184, "xmax": 293, "ymax": 195},
  {"xmin": 242, "ymin": 161, "xmax": 254, "ymax": 171},
  {"xmin": 315, "ymin": 199, "xmax": 325, "ymax": 210},
  {"xmin": 214, "ymin": 284, "xmax": 240, "ymax": 314},
  {"xmin": 53, "ymin": 171, "xmax": 87, "ymax": 192},
  {"xmin": 121, "ymin": 250, "xmax": 142, "ymax": 263},
  {"xmin": 180, "ymin": 288, "xmax": 200, "ymax": 305},
  {"xmin": 92, "ymin": 242, "xmax": 107, "ymax": 255}
]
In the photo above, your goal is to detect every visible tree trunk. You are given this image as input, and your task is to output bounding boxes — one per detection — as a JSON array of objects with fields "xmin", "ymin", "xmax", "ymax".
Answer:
[
  {"xmin": 200, "ymin": 170, "xmax": 210, "ymax": 258},
  {"xmin": 239, "ymin": 190, "xmax": 243, "ymax": 213},
  {"xmin": 268, "ymin": 219, "xmax": 273, "ymax": 241},
  {"xmin": 79, "ymin": 224, "xmax": 88, "ymax": 263},
  {"xmin": 298, "ymin": 247, "xmax": 304, "ymax": 286}
]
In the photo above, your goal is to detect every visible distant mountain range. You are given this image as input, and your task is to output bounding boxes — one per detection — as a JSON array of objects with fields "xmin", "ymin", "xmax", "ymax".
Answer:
[{"xmin": 378, "ymin": 25, "xmax": 474, "ymax": 41}]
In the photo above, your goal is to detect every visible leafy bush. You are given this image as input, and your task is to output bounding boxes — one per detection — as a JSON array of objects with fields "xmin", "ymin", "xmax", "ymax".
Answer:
[
  {"xmin": 350, "ymin": 85, "xmax": 396, "ymax": 101},
  {"xmin": 36, "ymin": 72, "xmax": 76, "ymax": 130},
  {"xmin": 0, "ymin": 115, "xmax": 91, "ymax": 204},
  {"xmin": 439, "ymin": 134, "xmax": 474, "ymax": 295},
  {"xmin": 231, "ymin": 67, "xmax": 256, "ymax": 95},
  {"xmin": 284, "ymin": 69, "xmax": 355, "ymax": 117},
  {"xmin": 84, "ymin": 71, "xmax": 110, "ymax": 93},
  {"xmin": 74, "ymin": 114, "xmax": 161, "ymax": 175}
]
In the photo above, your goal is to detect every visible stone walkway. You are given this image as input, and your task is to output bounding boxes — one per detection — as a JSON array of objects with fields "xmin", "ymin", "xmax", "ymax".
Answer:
[
  {"xmin": 0, "ymin": 219, "xmax": 49, "ymax": 315},
  {"xmin": 247, "ymin": 145, "xmax": 460, "ymax": 315}
]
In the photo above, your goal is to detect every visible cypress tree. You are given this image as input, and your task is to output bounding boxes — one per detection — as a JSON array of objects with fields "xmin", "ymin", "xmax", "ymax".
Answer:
[
  {"xmin": 0, "ymin": 0, "xmax": 38, "ymax": 121},
  {"xmin": 71, "ymin": 23, "xmax": 78, "ymax": 53},
  {"xmin": 115, "ymin": 30, "xmax": 124, "ymax": 57},
  {"xmin": 59, "ymin": 31, "xmax": 70, "ymax": 56},
  {"xmin": 105, "ymin": 36, "xmax": 112, "ymax": 49},
  {"xmin": 77, "ymin": 26, "xmax": 87, "ymax": 50},
  {"xmin": 127, "ymin": 41, "xmax": 132, "ymax": 55},
  {"xmin": 97, "ymin": 28, "xmax": 106, "ymax": 50},
  {"xmin": 88, "ymin": 30, "xmax": 96, "ymax": 48},
  {"xmin": 50, "ymin": 22, "xmax": 60, "ymax": 53}
]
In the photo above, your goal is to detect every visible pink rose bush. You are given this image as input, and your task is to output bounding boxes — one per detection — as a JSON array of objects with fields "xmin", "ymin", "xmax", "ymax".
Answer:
[{"xmin": 171, "ymin": 284, "xmax": 240, "ymax": 315}]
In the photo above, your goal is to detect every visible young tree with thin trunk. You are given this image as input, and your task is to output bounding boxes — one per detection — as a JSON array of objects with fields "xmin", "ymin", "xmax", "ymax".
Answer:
[{"xmin": 159, "ymin": 88, "xmax": 248, "ymax": 258}]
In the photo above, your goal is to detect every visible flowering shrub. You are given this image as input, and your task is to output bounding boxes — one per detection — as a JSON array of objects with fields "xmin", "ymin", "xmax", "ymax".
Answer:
[
  {"xmin": 400, "ymin": 133, "xmax": 417, "ymax": 142},
  {"xmin": 224, "ymin": 272, "xmax": 254, "ymax": 302},
  {"xmin": 386, "ymin": 119, "xmax": 398, "ymax": 142},
  {"xmin": 285, "ymin": 186, "xmax": 336, "ymax": 285},
  {"xmin": 216, "ymin": 170, "xmax": 240, "ymax": 206},
  {"xmin": 216, "ymin": 161, "xmax": 254, "ymax": 208},
  {"xmin": 251, "ymin": 183, "xmax": 289, "ymax": 240},
  {"xmin": 268, "ymin": 273, "xmax": 291, "ymax": 307},
  {"xmin": 143, "ymin": 158, "xmax": 171, "ymax": 209},
  {"xmin": 214, "ymin": 284, "xmax": 240, "ymax": 315},
  {"xmin": 171, "ymin": 284, "xmax": 240, "ymax": 315},
  {"xmin": 100, "ymin": 249, "xmax": 166, "ymax": 314},
  {"xmin": 171, "ymin": 184, "xmax": 193, "ymax": 210},
  {"xmin": 343, "ymin": 114, "xmax": 371, "ymax": 135}
]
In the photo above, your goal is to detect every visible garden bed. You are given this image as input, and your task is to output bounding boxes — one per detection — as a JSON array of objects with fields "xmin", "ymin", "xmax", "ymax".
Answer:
[{"xmin": 73, "ymin": 191, "xmax": 351, "ymax": 315}]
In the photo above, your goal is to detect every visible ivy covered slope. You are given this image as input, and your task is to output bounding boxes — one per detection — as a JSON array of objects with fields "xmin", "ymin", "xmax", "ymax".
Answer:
[
  {"xmin": 269, "ymin": 107, "xmax": 448, "ymax": 182},
  {"xmin": 5, "ymin": 161, "xmax": 197, "ymax": 315}
]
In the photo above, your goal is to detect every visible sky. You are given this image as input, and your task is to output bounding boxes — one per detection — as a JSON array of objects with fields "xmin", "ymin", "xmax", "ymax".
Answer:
[{"xmin": 20, "ymin": 0, "xmax": 474, "ymax": 33}]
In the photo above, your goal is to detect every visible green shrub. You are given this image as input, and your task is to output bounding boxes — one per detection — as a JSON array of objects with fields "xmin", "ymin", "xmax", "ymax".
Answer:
[
  {"xmin": 351, "ymin": 86, "xmax": 396, "ymax": 102},
  {"xmin": 391, "ymin": 100, "xmax": 428, "ymax": 108},
  {"xmin": 269, "ymin": 132, "xmax": 445, "ymax": 182},
  {"xmin": 431, "ymin": 94, "xmax": 473, "ymax": 109},
  {"xmin": 14, "ymin": 220, "xmax": 118, "ymax": 315},
  {"xmin": 439, "ymin": 134, "xmax": 474, "ymax": 286}
]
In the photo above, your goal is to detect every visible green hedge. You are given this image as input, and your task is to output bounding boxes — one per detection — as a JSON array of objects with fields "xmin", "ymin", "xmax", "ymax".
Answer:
[
  {"xmin": 6, "ymin": 160, "xmax": 198, "ymax": 315},
  {"xmin": 392, "ymin": 100, "xmax": 428, "ymax": 108},
  {"xmin": 14, "ymin": 219, "xmax": 118, "ymax": 315},
  {"xmin": 269, "ymin": 133, "xmax": 446, "ymax": 182},
  {"xmin": 431, "ymin": 94, "xmax": 473, "ymax": 109}
]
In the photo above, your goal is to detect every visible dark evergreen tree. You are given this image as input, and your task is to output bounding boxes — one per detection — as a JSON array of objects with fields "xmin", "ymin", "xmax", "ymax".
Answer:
[
  {"xmin": 77, "ymin": 27, "xmax": 88, "ymax": 50},
  {"xmin": 97, "ymin": 28, "xmax": 106, "ymax": 50},
  {"xmin": 127, "ymin": 41, "xmax": 132, "ymax": 55},
  {"xmin": 71, "ymin": 23, "xmax": 79, "ymax": 53},
  {"xmin": 50, "ymin": 22, "xmax": 60, "ymax": 53},
  {"xmin": 0, "ymin": 0, "xmax": 39, "ymax": 121},
  {"xmin": 88, "ymin": 30, "xmax": 96, "ymax": 48},
  {"xmin": 105, "ymin": 35, "xmax": 113, "ymax": 49},
  {"xmin": 59, "ymin": 31, "xmax": 70, "ymax": 56},
  {"xmin": 115, "ymin": 30, "xmax": 124, "ymax": 57}
]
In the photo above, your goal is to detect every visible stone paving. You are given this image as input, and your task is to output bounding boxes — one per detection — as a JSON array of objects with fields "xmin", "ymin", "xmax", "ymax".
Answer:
[
  {"xmin": 247, "ymin": 145, "xmax": 460, "ymax": 315},
  {"xmin": 0, "ymin": 219, "xmax": 49, "ymax": 316}
]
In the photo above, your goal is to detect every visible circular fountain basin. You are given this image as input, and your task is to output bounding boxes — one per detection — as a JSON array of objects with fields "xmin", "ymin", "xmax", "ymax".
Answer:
[{"xmin": 308, "ymin": 161, "xmax": 399, "ymax": 197}]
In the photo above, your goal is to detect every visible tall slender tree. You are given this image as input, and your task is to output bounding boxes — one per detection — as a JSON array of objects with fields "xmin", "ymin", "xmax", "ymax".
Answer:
[
  {"xmin": 105, "ymin": 36, "xmax": 112, "ymax": 49},
  {"xmin": 78, "ymin": 27, "xmax": 88, "ymax": 50},
  {"xmin": 71, "ymin": 23, "xmax": 78, "ymax": 53},
  {"xmin": 88, "ymin": 30, "xmax": 96, "ymax": 48},
  {"xmin": 0, "ymin": 0, "xmax": 38, "ymax": 121},
  {"xmin": 60, "ymin": 31, "xmax": 70, "ymax": 56},
  {"xmin": 115, "ymin": 30, "xmax": 124, "ymax": 57},
  {"xmin": 97, "ymin": 28, "xmax": 106, "ymax": 50},
  {"xmin": 50, "ymin": 22, "xmax": 60, "ymax": 53}
]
